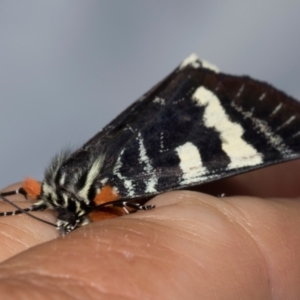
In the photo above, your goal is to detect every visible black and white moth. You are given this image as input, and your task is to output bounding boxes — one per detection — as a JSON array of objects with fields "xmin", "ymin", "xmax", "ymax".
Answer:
[{"xmin": 1, "ymin": 53, "xmax": 300, "ymax": 234}]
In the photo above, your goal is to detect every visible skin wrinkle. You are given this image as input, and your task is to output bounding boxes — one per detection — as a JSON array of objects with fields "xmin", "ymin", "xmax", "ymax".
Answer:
[
  {"xmin": 2, "ymin": 235, "xmax": 28, "ymax": 254},
  {"xmin": 102, "ymin": 222, "xmax": 157, "ymax": 237},
  {"xmin": 110, "ymin": 252, "xmax": 201, "ymax": 299},
  {"xmin": 138, "ymin": 216, "xmax": 226, "ymax": 249},
  {"xmin": 117, "ymin": 226, "xmax": 206, "ymax": 270},
  {"xmin": 85, "ymin": 220, "xmax": 210, "ymax": 283},
  {"xmin": 0, "ymin": 220, "xmax": 58, "ymax": 261},
  {"xmin": 158, "ymin": 216, "xmax": 257, "ymax": 275},
  {"xmin": 137, "ymin": 199, "xmax": 241, "ymax": 242},
  {"xmin": 116, "ymin": 197, "xmax": 274, "ymax": 290},
  {"xmin": 0, "ymin": 267, "xmax": 122, "ymax": 299},
  {"xmin": 0, "ymin": 202, "xmax": 57, "ymax": 238},
  {"xmin": 0, "ymin": 225, "xmax": 41, "ymax": 260},
  {"xmin": 147, "ymin": 194, "xmax": 273, "ymax": 294},
  {"xmin": 0, "ymin": 220, "xmax": 30, "ymax": 237},
  {"xmin": 39, "ymin": 277, "xmax": 106, "ymax": 300},
  {"xmin": 1, "ymin": 277, "xmax": 68, "ymax": 297},
  {"xmin": 56, "ymin": 226, "xmax": 171, "ymax": 268},
  {"xmin": 217, "ymin": 197, "xmax": 297, "ymax": 299},
  {"xmin": 71, "ymin": 248, "xmax": 163, "ymax": 300},
  {"xmin": 31, "ymin": 275, "xmax": 100, "ymax": 299},
  {"xmin": 123, "ymin": 213, "xmax": 265, "ymax": 286},
  {"xmin": 0, "ymin": 279, "xmax": 134, "ymax": 300},
  {"xmin": 115, "ymin": 218, "xmax": 208, "ymax": 246}
]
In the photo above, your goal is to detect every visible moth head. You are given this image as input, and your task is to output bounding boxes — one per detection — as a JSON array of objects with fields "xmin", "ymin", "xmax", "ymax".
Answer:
[
  {"xmin": 40, "ymin": 184, "xmax": 91, "ymax": 234},
  {"xmin": 56, "ymin": 208, "xmax": 90, "ymax": 234}
]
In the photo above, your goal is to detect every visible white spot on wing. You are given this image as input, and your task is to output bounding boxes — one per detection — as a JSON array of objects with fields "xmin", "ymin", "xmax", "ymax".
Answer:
[
  {"xmin": 176, "ymin": 142, "xmax": 208, "ymax": 184},
  {"xmin": 180, "ymin": 54, "xmax": 201, "ymax": 69},
  {"xmin": 192, "ymin": 86, "xmax": 263, "ymax": 169},
  {"xmin": 153, "ymin": 97, "xmax": 165, "ymax": 105},
  {"xmin": 159, "ymin": 132, "xmax": 168, "ymax": 153},
  {"xmin": 179, "ymin": 53, "xmax": 219, "ymax": 72},
  {"xmin": 100, "ymin": 177, "xmax": 108, "ymax": 185},
  {"xmin": 112, "ymin": 186, "xmax": 119, "ymax": 195}
]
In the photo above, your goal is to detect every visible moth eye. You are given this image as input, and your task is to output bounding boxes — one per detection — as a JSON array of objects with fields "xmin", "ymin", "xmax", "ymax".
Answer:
[{"xmin": 56, "ymin": 197, "xmax": 64, "ymax": 205}]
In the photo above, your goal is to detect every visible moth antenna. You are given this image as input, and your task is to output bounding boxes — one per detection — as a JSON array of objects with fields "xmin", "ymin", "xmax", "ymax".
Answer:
[{"xmin": 0, "ymin": 194, "xmax": 56, "ymax": 228}]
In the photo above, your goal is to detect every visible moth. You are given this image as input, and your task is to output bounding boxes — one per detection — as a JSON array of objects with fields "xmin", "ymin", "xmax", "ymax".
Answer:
[{"xmin": 1, "ymin": 54, "xmax": 300, "ymax": 234}]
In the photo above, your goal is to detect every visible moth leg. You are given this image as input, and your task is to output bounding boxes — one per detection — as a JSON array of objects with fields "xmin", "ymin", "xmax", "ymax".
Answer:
[
  {"xmin": 91, "ymin": 199, "xmax": 156, "ymax": 215},
  {"xmin": 122, "ymin": 205, "xmax": 130, "ymax": 214},
  {"xmin": 0, "ymin": 187, "xmax": 27, "ymax": 197},
  {"xmin": 119, "ymin": 201, "xmax": 155, "ymax": 213}
]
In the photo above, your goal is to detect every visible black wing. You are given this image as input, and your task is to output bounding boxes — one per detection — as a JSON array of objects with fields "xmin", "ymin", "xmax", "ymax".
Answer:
[{"xmin": 84, "ymin": 54, "xmax": 300, "ymax": 199}]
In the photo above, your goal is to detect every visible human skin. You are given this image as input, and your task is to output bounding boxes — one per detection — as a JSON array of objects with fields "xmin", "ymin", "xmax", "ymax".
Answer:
[{"xmin": 0, "ymin": 160, "xmax": 299, "ymax": 299}]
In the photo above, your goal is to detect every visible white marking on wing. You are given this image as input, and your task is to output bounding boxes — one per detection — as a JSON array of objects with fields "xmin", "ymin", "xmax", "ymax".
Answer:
[
  {"xmin": 201, "ymin": 60, "xmax": 219, "ymax": 73},
  {"xmin": 61, "ymin": 194, "xmax": 68, "ymax": 208},
  {"xmin": 276, "ymin": 115, "xmax": 296, "ymax": 132},
  {"xmin": 78, "ymin": 156, "xmax": 105, "ymax": 203},
  {"xmin": 153, "ymin": 97, "xmax": 165, "ymax": 105},
  {"xmin": 160, "ymin": 132, "xmax": 164, "ymax": 147},
  {"xmin": 137, "ymin": 133, "xmax": 157, "ymax": 193},
  {"xmin": 236, "ymin": 84, "xmax": 245, "ymax": 98},
  {"xmin": 179, "ymin": 53, "xmax": 219, "ymax": 72},
  {"xmin": 159, "ymin": 132, "xmax": 165, "ymax": 153},
  {"xmin": 59, "ymin": 173, "xmax": 66, "ymax": 185},
  {"xmin": 192, "ymin": 86, "xmax": 263, "ymax": 169},
  {"xmin": 125, "ymin": 125, "xmax": 136, "ymax": 133},
  {"xmin": 270, "ymin": 103, "xmax": 282, "ymax": 116},
  {"xmin": 75, "ymin": 200, "xmax": 81, "ymax": 212},
  {"xmin": 113, "ymin": 149, "xmax": 135, "ymax": 197},
  {"xmin": 230, "ymin": 101, "xmax": 293, "ymax": 155},
  {"xmin": 100, "ymin": 177, "xmax": 108, "ymax": 185},
  {"xmin": 42, "ymin": 183, "xmax": 57, "ymax": 207},
  {"xmin": 259, "ymin": 93, "xmax": 266, "ymax": 101},
  {"xmin": 179, "ymin": 54, "xmax": 201, "ymax": 69},
  {"xmin": 291, "ymin": 130, "xmax": 300, "ymax": 139},
  {"xmin": 175, "ymin": 142, "xmax": 208, "ymax": 184}
]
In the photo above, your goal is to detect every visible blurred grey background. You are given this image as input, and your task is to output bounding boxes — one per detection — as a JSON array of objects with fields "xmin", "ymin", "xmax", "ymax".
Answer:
[{"xmin": 1, "ymin": 1, "xmax": 300, "ymax": 187}]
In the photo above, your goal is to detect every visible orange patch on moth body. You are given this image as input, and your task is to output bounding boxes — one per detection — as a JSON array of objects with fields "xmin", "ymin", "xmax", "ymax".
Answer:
[
  {"xmin": 93, "ymin": 185, "xmax": 120, "ymax": 206},
  {"xmin": 22, "ymin": 178, "xmax": 41, "ymax": 200},
  {"xmin": 89, "ymin": 185, "xmax": 124, "ymax": 221},
  {"xmin": 88, "ymin": 207, "xmax": 125, "ymax": 221}
]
